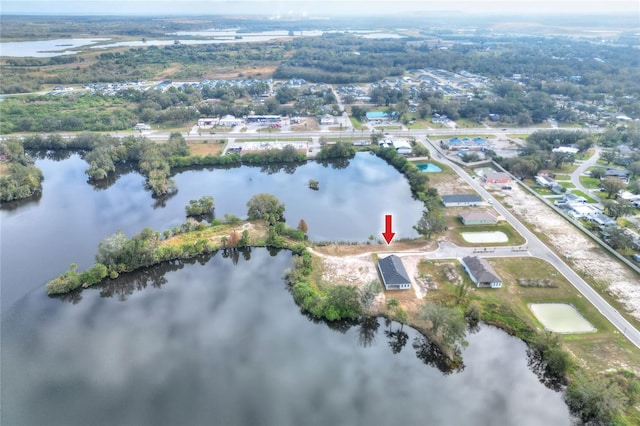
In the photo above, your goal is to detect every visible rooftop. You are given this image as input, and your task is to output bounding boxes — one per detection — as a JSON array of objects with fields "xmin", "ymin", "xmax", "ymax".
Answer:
[
  {"xmin": 462, "ymin": 256, "xmax": 501, "ymax": 284},
  {"xmin": 378, "ymin": 255, "xmax": 411, "ymax": 286},
  {"xmin": 442, "ymin": 194, "xmax": 483, "ymax": 203}
]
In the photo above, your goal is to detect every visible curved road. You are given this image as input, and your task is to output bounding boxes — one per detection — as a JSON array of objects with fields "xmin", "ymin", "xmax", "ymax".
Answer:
[
  {"xmin": 420, "ymin": 137, "xmax": 640, "ymax": 349},
  {"xmin": 571, "ymin": 147, "xmax": 603, "ymax": 203}
]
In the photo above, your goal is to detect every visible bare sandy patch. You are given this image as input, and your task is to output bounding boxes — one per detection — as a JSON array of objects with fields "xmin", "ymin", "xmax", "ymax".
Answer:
[
  {"xmin": 503, "ymin": 183, "xmax": 640, "ymax": 320},
  {"xmin": 188, "ymin": 142, "xmax": 225, "ymax": 156},
  {"xmin": 460, "ymin": 231, "xmax": 509, "ymax": 243}
]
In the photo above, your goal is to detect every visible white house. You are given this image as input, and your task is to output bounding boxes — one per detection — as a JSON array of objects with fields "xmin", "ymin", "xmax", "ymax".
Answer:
[
  {"xmin": 392, "ymin": 139, "xmax": 413, "ymax": 155},
  {"xmin": 319, "ymin": 114, "xmax": 337, "ymax": 125},
  {"xmin": 552, "ymin": 147, "xmax": 579, "ymax": 154},
  {"xmin": 218, "ymin": 115, "xmax": 244, "ymax": 127},
  {"xmin": 461, "ymin": 256, "xmax": 502, "ymax": 288}
]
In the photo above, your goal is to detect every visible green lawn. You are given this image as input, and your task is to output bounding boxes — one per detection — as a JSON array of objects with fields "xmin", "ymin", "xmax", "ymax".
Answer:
[
  {"xmin": 570, "ymin": 190, "xmax": 597, "ymax": 203},
  {"xmin": 554, "ymin": 174, "xmax": 571, "ymax": 180},
  {"xmin": 579, "ymin": 175, "xmax": 601, "ymax": 189},
  {"xmin": 559, "ymin": 181, "xmax": 576, "ymax": 189},
  {"xmin": 422, "ymin": 257, "xmax": 640, "ymax": 375}
]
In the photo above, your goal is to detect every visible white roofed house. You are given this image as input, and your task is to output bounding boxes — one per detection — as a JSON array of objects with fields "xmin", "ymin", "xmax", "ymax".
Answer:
[
  {"xmin": 318, "ymin": 114, "xmax": 337, "ymax": 125},
  {"xmin": 392, "ymin": 139, "xmax": 413, "ymax": 156},
  {"xmin": 461, "ymin": 256, "xmax": 502, "ymax": 288},
  {"xmin": 217, "ymin": 115, "xmax": 244, "ymax": 127}
]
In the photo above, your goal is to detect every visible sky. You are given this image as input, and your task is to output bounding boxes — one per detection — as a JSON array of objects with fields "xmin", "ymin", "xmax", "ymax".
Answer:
[{"xmin": 2, "ymin": 0, "xmax": 639, "ymax": 16}]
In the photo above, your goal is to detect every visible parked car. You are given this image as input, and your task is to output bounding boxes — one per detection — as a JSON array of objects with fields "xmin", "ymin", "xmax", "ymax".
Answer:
[{"xmin": 632, "ymin": 254, "xmax": 640, "ymax": 263}]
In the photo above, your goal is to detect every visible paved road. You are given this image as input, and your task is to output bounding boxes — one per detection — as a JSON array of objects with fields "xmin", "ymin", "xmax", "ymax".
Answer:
[
  {"xmin": 420, "ymin": 137, "xmax": 640, "ymax": 348},
  {"xmin": 571, "ymin": 147, "xmax": 603, "ymax": 203}
]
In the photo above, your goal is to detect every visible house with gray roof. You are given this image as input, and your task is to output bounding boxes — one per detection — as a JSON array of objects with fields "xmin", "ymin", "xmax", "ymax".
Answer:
[
  {"xmin": 604, "ymin": 168, "xmax": 630, "ymax": 182},
  {"xmin": 441, "ymin": 194, "xmax": 483, "ymax": 207},
  {"xmin": 461, "ymin": 256, "xmax": 502, "ymax": 288},
  {"xmin": 378, "ymin": 255, "xmax": 411, "ymax": 290},
  {"xmin": 459, "ymin": 211, "xmax": 497, "ymax": 225}
]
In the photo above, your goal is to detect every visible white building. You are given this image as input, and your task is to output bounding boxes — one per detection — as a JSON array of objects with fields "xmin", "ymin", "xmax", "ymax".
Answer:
[
  {"xmin": 392, "ymin": 139, "xmax": 412, "ymax": 155},
  {"xmin": 218, "ymin": 115, "xmax": 244, "ymax": 127}
]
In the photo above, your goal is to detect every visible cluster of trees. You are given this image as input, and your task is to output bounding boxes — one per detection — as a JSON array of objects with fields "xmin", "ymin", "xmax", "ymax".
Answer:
[
  {"xmin": 1, "ymin": 41, "xmax": 286, "ymax": 94},
  {"xmin": 21, "ymin": 132, "xmax": 188, "ymax": 197},
  {"xmin": 0, "ymin": 139, "xmax": 44, "ymax": 202},
  {"xmin": 418, "ymin": 302, "xmax": 467, "ymax": 353},
  {"xmin": 246, "ymin": 193, "xmax": 286, "ymax": 227},
  {"xmin": 0, "ymin": 93, "xmax": 136, "ymax": 133},
  {"xmin": 286, "ymin": 247, "xmax": 363, "ymax": 322},
  {"xmin": 241, "ymin": 145, "xmax": 306, "ymax": 165},
  {"xmin": 316, "ymin": 141, "xmax": 355, "ymax": 160},
  {"xmin": 374, "ymin": 146, "xmax": 431, "ymax": 199},
  {"xmin": 501, "ymin": 130, "xmax": 594, "ymax": 178},
  {"xmin": 185, "ymin": 196, "xmax": 215, "ymax": 217},
  {"xmin": 566, "ymin": 370, "xmax": 638, "ymax": 425}
]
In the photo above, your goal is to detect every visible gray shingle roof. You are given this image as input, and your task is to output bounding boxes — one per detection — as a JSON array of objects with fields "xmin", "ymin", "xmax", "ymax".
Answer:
[
  {"xmin": 462, "ymin": 256, "xmax": 501, "ymax": 284},
  {"xmin": 442, "ymin": 194, "xmax": 483, "ymax": 204},
  {"xmin": 378, "ymin": 255, "xmax": 411, "ymax": 285}
]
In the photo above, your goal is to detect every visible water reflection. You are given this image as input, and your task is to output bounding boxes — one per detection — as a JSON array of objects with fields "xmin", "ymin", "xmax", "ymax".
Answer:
[{"xmin": 2, "ymin": 249, "xmax": 570, "ymax": 426}]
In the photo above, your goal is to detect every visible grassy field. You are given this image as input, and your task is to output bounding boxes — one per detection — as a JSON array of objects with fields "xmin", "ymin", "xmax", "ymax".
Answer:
[
  {"xmin": 419, "ymin": 257, "xmax": 640, "ymax": 375},
  {"xmin": 570, "ymin": 190, "xmax": 598, "ymax": 203},
  {"xmin": 558, "ymin": 181, "xmax": 576, "ymax": 189},
  {"xmin": 579, "ymin": 175, "xmax": 601, "ymax": 189}
]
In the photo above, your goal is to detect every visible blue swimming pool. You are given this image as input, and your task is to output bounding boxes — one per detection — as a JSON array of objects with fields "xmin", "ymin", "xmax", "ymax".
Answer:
[{"xmin": 416, "ymin": 163, "xmax": 442, "ymax": 172}]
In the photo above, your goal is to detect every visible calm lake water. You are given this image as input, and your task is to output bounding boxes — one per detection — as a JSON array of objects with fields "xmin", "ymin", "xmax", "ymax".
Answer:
[
  {"xmin": 1, "ymin": 153, "xmax": 571, "ymax": 425},
  {"xmin": 0, "ymin": 38, "xmax": 109, "ymax": 57},
  {"xmin": 2, "ymin": 248, "xmax": 571, "ymax": 426},
  {"xmin": 1, "ymin": 152, "xmax": 422, "ymax": 311}
]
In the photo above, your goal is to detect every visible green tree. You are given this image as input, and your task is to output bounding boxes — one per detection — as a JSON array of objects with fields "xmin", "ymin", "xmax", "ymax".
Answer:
[
  {"xmin": 530, "ymin": 332, "xmax": 572, "ymax": 379},
  {"xmin": 601, "ymin": 150, "xmax": 616, "ymax": 164},
  {"xmin": 185, "ymin": 196, "xmax": 215, "ymax": 217},
  {"xmin": 601, "ymin": 176, "xmax": 625, "ymax": 199},
  {"xmin": 418, "ymin": 302, "xmax": 467, "ymax": 350},
  {"xmin": 414, "ymin": 209, "xmax": 446, "ymax": 239},
  {"xmin": 628, "ymin": 161, "xmax": 640, "ymax": 178},
  {"xmin": 308, "ymin": 179, "xmax": 319, "ymax": 190},
  {"xmin": 567, "ymin": 371, "xmax": 628, "ymax": 425},
  {"xmin": 323, "ymin": 285, "xmax": 361, "ymax": 321},
  {"xmin": 605, "ymin": 227, "xmax": 634, "ymax": 250},
  {"xmin": 246, "ymin": 193, "xmax": 286, "ymax": 226},
  {"xmin": 603, "ymin": 199, "xmax": 635, "ymax": 219},
  {"xmin": 589, "ymin": 168, "xmax": 605, "ymax": 179},
  {"xmin": 360, "ymin": 280, "xmax": 382, "ymax": 315}
]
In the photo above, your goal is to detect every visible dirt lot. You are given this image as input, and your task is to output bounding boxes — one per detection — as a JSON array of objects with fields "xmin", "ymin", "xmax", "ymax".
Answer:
[
  {"xmin": 310, "ymin": 243, "xmax": 434, "ymax": 313},
  {"xmin": 494, "ymin": 183, "xmax": 640, "ymax": 320},
  {"xmin": 188, "ymin": 142, "xmax": 226, "ymax": 156}
]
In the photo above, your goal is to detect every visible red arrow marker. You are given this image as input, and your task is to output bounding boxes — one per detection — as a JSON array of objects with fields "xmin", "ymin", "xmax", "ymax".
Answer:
[{"xmin": 381, "ymin": 214, "xmax": 396, "ymax": 245}]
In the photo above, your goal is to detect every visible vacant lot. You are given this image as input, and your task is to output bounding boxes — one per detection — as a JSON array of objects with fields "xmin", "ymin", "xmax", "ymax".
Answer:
[
  {"xmin": 188, "ymin": 142, "xmax": 226, "ymax": 156},
  {"xmin": 423, "ymin": 257, "xmax": 640, "ymax": 374},
  {"xmin": 495, "ymin": 182, "xmax": 640, "ymax": 324}
]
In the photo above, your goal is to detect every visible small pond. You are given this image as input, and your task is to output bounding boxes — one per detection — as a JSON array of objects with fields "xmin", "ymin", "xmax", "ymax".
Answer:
[
  {"xmin": 416, "ymin": 163, "xmax": 442, "ymax": 173},
  {"xmin": 530, "ymin": 303, "xmax": 596, "ymax": 333}
]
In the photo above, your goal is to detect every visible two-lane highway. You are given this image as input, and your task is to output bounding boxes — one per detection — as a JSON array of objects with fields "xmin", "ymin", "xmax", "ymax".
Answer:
[{"xmin": 421, "ymin": 137, "xmax": 640, "ymax": 348}]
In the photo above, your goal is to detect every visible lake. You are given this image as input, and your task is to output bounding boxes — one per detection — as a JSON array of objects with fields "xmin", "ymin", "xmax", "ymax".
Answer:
[
  {"xmin": 0, "ymin": 152, "xmax": 571, "ymax": 425},
  {"xmin": 0, "ymin": 38, "xmax": 109, "ymax": 57},
  {"xmin": 0, "ymin": 152, "xmax": 423, "ymax": 310},
  {"xmin": 1, "ymin": 248, "xmax": 571, "ymax": 426}
]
